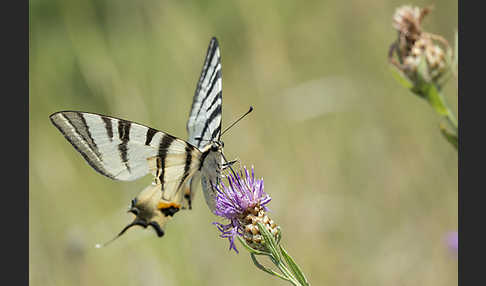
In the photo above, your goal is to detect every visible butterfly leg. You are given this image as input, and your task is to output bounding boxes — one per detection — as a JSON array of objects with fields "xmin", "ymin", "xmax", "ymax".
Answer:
[
  {"xmin": 222, "ymin": 159, "xmax": 238, "ymax": 169},
  {"xmin": 222, "ymin": 157, "xmax": 242, "ymax": 179}
]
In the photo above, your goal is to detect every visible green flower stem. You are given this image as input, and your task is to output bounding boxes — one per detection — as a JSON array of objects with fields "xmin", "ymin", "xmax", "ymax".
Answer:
[
  {"xmin": 424, "ymin": 84, "xmax": 457, "ymax": 131},
  {"xmin": 445, "ymin": 107, "xmax": 458, "ymax": 131},
  {"xmin": 391, "ymin": 55, "xmax": 458, "ymax": 136},
  {"xmin": 426, "ymin": 88, "xmax": 458, "ymax": 149},
  {"xmin": 275, "ymin": 259, "xmax": 301, "ymax": 286},
  {"xmin": 240, "ymin": 223, "xmax": 310, "ymax": 286},
  {"xmin": 440, "ymin": 123, "xmax": 458, "ymax": 150}
]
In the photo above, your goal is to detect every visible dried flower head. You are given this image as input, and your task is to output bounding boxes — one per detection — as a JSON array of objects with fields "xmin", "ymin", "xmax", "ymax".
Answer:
[
  {"xmin": 213, "ymin": 166, "xmax": 279, "ymax": 253},
  {"xmin": 403, "ymin": 35, "xmax": 448, "ymax": 80},
  {"xmin": 393, "ymin": 5, "xmax": 430, "ymax": 46},
  {"xmin": 389, "ymin": 5, "xmax": 451, "ymax": 86}
]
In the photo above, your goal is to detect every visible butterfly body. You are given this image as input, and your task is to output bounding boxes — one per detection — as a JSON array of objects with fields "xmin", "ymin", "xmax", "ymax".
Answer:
[
  {"xmin": 50, "ymin": 37, "xmax": 226, "ymax": 239},
  {"xmin": 198, "ymin": 142, "xmax": 224, "ymax": 211}
]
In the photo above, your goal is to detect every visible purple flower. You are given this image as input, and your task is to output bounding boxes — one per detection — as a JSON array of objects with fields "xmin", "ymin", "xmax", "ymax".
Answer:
[
  {"xmin": 213, "ymin": 166, "xmax": 273, "ymax": 253},
  {"xmin": 446, "ymin": 231, "xmax": 458, "ymax": 253}
]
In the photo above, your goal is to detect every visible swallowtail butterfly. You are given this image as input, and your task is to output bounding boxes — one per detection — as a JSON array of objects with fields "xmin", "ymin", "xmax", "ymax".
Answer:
[{"xmin": 50, "ymin": 37, "xmax": 230, "ymax": 241}]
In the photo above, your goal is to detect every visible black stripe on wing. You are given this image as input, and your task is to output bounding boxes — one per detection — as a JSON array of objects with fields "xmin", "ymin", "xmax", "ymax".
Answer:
[
  {"xmin": 157, "ymin": 135, "xmax": 176, "ymax": 189},
  {"xmin": 195, "ymin": 68, "xmax": 221, "ymax": 118},
  {"xmin": 197, "ymin": 104, "xmax": 222, "ymax": 146},
  {"xmin": 177, "ymin": 145, "xmax": 194, "ymax": 193},
  {"xmin": 102, "ymin": 117, "xmax": 114, "ymax": 141},
  {"xmin": 190, "ymin": 37, "xmax": 220, "ymax": 118},
  {"xmin": 117, "ymin": 119, "xmax": 132, "ymax": 173},
  {"xmin": 207, "ymin": 91, "xmax": 222, "ymax": 112},
  {"xmin": 50, "ymin": 111, "xmax": 115, "ymax": 179},
  {"xmin": 145, "ymin": 128, "xmax": 158, "ymax": 146}
]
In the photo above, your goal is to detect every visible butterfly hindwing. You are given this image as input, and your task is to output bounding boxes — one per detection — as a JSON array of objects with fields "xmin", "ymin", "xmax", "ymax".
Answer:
[{"xmin": 147, "ymin": 146, "xmax": 201, "ymax": 202}]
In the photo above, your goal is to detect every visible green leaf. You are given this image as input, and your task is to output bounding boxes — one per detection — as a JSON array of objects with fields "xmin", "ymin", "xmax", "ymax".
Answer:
[
  {"xmin": 416, "ymin": 54, "xmax": 431, "ymax": 84},
  {"xmin": 280, "ymin": 245, "xmax": 310, "ymax": 286},
  {"xmin": 409, "ymin": 55, "xmax": 432, "ymax": 98},
  {"xmin": 276, "ymin": 227, "xmax": 282, "ymax": 244},
  {"xmin": 237, "ymin": 236, "xmax": 270, "ymax": 255},
  {"xmin": 390, "ymin": 65, "xmax": 414, "ymax": 89},
  {"xmin": 257, "ymin": 222, "xmax": 280, "ymax": 261},
  {"xmin": 440, "ymin": 123, "xmax": 458, "ymax": 150},
  {"xmin": 250, "ymin": 253, "xmax": 290, "ymax": 282}
]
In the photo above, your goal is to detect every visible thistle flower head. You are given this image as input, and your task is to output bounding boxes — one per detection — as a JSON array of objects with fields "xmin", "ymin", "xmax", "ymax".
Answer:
[{"xmin": 213, "ymin": 166, "xmax": 279, "ymax": 253}]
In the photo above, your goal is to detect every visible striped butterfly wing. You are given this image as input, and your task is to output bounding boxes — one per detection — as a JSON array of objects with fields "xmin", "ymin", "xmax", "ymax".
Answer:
[
  {"xmin": 49, "ymin": 111, "xmax": 201, "ymax": 197},
  {"xmin": 187, "ymin": 37, "xmax": 222, "ymax": 147},
  {"xmin": 184, "ymin": 37, "xmax": 224, "ymax": 211},
  {"xmin": 51, "ymin": 111, "xmax": 203, "ymax": 238}
]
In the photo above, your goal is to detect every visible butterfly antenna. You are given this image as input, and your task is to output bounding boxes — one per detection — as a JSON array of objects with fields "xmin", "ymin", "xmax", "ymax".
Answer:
[{"xmin": 221, "ymin": 106, "xmax": 253, "ymax": 137}]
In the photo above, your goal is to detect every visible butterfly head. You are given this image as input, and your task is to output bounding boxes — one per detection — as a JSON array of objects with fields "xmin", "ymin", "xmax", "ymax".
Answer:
[{"xmin": 210, "ymin": 140, "xmax": 224, "ymax": 152}]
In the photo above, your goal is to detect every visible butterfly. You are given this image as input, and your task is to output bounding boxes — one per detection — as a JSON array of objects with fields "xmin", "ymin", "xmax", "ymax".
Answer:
[{"xmin": 50, "ymin": 37, "xmax": 231, "ymax": 242}]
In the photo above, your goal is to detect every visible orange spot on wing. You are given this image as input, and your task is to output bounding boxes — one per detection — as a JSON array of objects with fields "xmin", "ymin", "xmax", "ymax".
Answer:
[{"xmin": 157, "ymin": 202, "xmax": 181, "ymax": 210}]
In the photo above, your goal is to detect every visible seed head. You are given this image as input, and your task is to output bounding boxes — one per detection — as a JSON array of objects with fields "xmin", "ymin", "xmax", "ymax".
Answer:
[{"xmin": 389, "ymin": 5, "xmax": 451, "ymax": 86}]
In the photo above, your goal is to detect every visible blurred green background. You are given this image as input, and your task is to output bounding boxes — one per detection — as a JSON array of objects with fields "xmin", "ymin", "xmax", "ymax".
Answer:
[{"xmin": 29, "ymin": 0, "xmax": 458, "ymax": 285}]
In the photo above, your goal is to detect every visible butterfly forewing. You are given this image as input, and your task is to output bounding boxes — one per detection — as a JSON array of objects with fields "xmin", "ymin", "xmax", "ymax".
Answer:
[
  {"xmin": 185, "ymin": 37, "xmax": 225, "ymax": 211},
  {"xmin": 187, "ymin": 37, "xmax": 223, "ymax": 147},
  {"xmin": 50, "ymin": 111, "xmax": 199, "ymax": 185}
]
